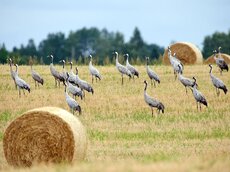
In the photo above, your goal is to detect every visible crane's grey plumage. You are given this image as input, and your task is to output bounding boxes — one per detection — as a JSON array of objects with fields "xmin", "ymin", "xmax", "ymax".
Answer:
[
  {"xmin": 14, "ymin": 64, "xmax": 30, "ymax": 97},
  {"xmin": 48, "ymin": 55, "xmax": 63, "ymax": 87},
  {"xmin": 146, "ymin": 56, "xmax": 160, "ymax": 87},
  {"xmin": 8, "ymin": 58, "xmax": 17, "ymax": 89},
  {"xmin": 178, "ymin": 65, "xmax": 197, "ymax": 94},
  {"xmin": 59, "ymin": 59, "xmax": 68, "ymax": 82},
  {"xmin": 31, "ymin": 63, "xmax": 44, "ymax": 88},
  {"xmin": 209, "ymin": 64, "xmax": 227, "ymax": 96},
  {"xmin": 213, "ymin": 47, "xmax": 229, "ymax": 75},
  {"xmin": 68, "ymin": 62, "xmax": 78, "ymax": 85},
  {"xmin": 89, "ymin": 54, "xmax": 102, "ymax": 83},
  {"xmin": 191, "ymin": 77, "xmax": 208, "ymax": 111},
  {"xmin": 75, "ymin": 67, "xmax": 94, "ymax": 95},
  {"xmin": 168, "ymin": 46, "xmax": 183, "ymax": 80},
  {"xmin": 124, "ymin": 53, "xmax": 139, "ymax": 78},
  {"xmin": 113, "ymin": 51, "xmax": 132, "ymax": 85},
  {"xmin": 66, "ymin": 73, "xmax": 84, "ymax": 100},
  {"xmin": 64, "ymin": 83, "xmax": 81, "ymax": 115},
  {"xmin": 144, "ymin": 80, "xmax": 164, "ymax": 117}
]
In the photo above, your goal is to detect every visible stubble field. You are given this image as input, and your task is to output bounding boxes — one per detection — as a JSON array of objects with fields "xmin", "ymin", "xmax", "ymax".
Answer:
[{"xmin": 0, "ymin": 64, "xmax": 230, "ymax": 171}]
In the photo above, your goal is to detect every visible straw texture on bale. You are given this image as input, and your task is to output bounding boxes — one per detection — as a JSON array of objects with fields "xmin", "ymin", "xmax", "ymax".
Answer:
[
  {"xmin": 204, "ymin": 53, "xmax": 230, "ymax": 64},
  {"xmin": 163, "ymin": 42, "xmax": 203, "ymax": 65},
  {"xmin": 3, "ymin": 107, "xmax": 87, "ymax": 167}
]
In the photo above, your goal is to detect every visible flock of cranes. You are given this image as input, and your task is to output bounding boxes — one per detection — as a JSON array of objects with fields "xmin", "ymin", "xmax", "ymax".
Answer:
[{"xmin": 8, "ymin": 46, "xmax": 229, "ymax": 116}]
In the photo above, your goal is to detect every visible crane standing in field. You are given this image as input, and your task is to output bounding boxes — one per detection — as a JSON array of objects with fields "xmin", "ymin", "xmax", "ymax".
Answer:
[
  {"xmin": 68, "ymin": 61, "xmax": 78, "ymax": 85},
  {"xmin": 59, "ymin": 59, "xmax": 68, "ymax": 82},
  {"xmin": 48, "ymin": 55, "xmax": 63, "ymax": 87},
  {"xmin": 31, "ymin": 62, "xmax": 44, "ymax": 88},
  {"xmin": 178, "ymin": 65, "xmax": 197, "ymax": 94},
  {"xmin": 168, "ymin": 46, "xmax": 183, "ymax": 80},
  {"xmin": 66, "ymin": 72, "xmax": 84, "ymax": 100},
  {"xmin": 64, "ymin": 82, "xmax": 81, "ymax": 115},
  {"xmin": 209, "ymin": 64, "xmax": 227, "ymax": 96},
  {"xmin": 8, "ymin": 58, "xmax": 17, "ymax": 89},
  {"xmin": 89, "ymin": 54, "xmax": 102, "ymax": 83},
  {"xmin": 146, "ymin": 56, "xmax": 160, "ymax": 87},
  {"xmin": 143, "ymin": 80, "xmax": 164, "ymax": 117},
  {"xmin": 75, "ymin": 67, "xmax": 94, "ymax": 96},
  {"xmin": 14, "ymin": 64, "xmax": 31, "ymax": 97},
  {"xmin": 124, "ymin": 53, "xmax": 139, "ymax": 79},
  {"xmin": 213, "ymin": 47, "xmax": 229, "ymax": 75},
  {"xmin": 113, "ymin": 51, "xmax": 132, "ymax": 85},
  {"xmin": 191, "ymin": 77, "xmax": 208, "ymax": 111}
]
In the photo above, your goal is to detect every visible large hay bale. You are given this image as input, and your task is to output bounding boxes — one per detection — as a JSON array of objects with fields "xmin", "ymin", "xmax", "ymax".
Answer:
[
  {"xmin": 3, "ymin": 107, "xmax": 87, "ymax": 167},
  {"xmin": 163, "ymin": 42, "xmax": 203, "ymax": 65},
  {"xmin": 204, "ymin": 53, "xmax": 230, "ymax": 64}
]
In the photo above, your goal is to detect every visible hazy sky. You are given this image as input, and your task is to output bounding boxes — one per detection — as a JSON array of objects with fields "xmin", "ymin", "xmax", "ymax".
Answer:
[{"xmin": 0, "ymin": 0, "xmax": 229, "ymax": 51}]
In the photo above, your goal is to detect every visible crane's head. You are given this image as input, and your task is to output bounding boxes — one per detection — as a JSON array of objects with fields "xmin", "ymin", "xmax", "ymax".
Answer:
[
  {"xmin": 123, "ymin": 54, "xmax": 129, "ymax": 58},
  {"xmin": 69, "ymin": 61, "xmax": 73, "ymax": 65},
  {"xmin": 89, "ymin": 54, "xmax": 92, "ymax": 58},
  {"xmin": 14, "ymin": 64, "xmax": 18, "ymax": 68},
  {"xmin": 47, "ymin": 55, "xmax": 53, "ymax": 59},
  {"xmin": 112, "ymin": 51, "xmax": 118, "ymax": 56},
  {"xmin": 173, "ymin": 52, "xmax": 176, "ymax": 56},
  {"xmin": 145, "ymin": 56, "xmax": 149, "ymax": 60},
  {"xmin": 59, "ymin": 60, "xmax": 65, "ymax": 63},
  {"xmin": 218, "ymin": 46, "xmax": 222, "ymax": 51}
]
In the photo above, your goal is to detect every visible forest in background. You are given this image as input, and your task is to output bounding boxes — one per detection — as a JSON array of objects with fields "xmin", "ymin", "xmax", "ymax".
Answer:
[{"xmin": 0, "ymin": 27, "xmax": 230, "ymax": 65}]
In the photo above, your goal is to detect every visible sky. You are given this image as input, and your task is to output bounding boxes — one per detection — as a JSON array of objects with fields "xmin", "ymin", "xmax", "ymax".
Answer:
[{"xmin": 0, "ymin": 0, "xmax": 230, "ymax": 51}]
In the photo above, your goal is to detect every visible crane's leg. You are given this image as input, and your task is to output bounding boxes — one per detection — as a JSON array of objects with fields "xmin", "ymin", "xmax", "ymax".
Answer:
[
  {"xmin": 199, "ymin": 103, "xmax": 202, "ymax": 111},
  {"xmin": 185, "ymin": 86, "xmax": 188, "ymax": 95},
  {"xmin": 54, "ymin": 79, "xmax": 57, "ymax": 87},
  {"xmin": 151, "ymin": 107, "xmax": 153, "ymax": 117},
  {"xmin": 23, "ymin": 89, "xmax": 25, "ymax": 95},
  {"xmin": 58, "ymin": 80, "xmax": 61, "ymax": 88},
  {"xmin": 96, "ymin": 77, "xmax": 98, "ymax": 83},
  {"xmin": 34, "ymin": 81, "xmax": 36, "ymax": 89},
  {"xmin": 121, "ymin": 74, "xmax": 124, "ymax": 85},
  {"xmin": 14, "ymin": 80, "xmax": 17, "ymax": 90},
  {"xmin": 92, "ymin": 75, "xmax": 94, "ymax": 84},
  {"xmin": 18, "ymin": 87, "xmax": 21, "ymax": 97},
  {"xmin": 151, "ymin": 79, "xmax": 153, "ymax": 85},
  {"xmin": 154, "ymin": 81, "xmax": 156, "ymax": 88},
  {"xmin": 196, "ymin": 102, "xmax": 198, "ymax": 111},
  {"xmin": 220, "ymin": 69, "xmax": 222, "ymax": 75}
]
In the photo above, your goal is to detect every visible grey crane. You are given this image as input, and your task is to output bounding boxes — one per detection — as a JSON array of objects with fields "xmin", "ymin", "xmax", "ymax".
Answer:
[
  {"xmin": 191, "ymin": 77, "xmax": 208, "ymax": 111},
  {"xmin": 124, "ymin": 53, "xmax": 139, "ymax": 78},
  {"xmin": 75, "ymin": 67, "xmax": 94, "ymax": 95},
  {"xmin": 89, "ymin": 54, "xmax": 102, "ymax": 83},
  {"xmin": 209, "ymin": 64, "xmax": 227, "ymax": 96},
  {"xmin": 59, "ymin": 59, "xmax": 68, "ymax": 82},
  {"xmin": 64, "ymin": 83, "xmax": 81, "ymax": 115},
  {"xmin": 146, "ymin": 56, "xmax": 160, "ymax": 87},
  {"xmin": 68, "ymin": 61, "xmax": 78, "ymax": 85},
  {"xmin": 214, "ymin": 47, "xmax": 229, "ymax": 75},
  {"xmin": 8, "ymin": 58, "xmax": 17, "ymax": 89},
  {"xmin": 14, "ymin": 64, "xmax": 30, "ymax": 97},
  {"xmin": 48, "ymin": 55, "xmax": 63, "ymax": 87},
  {"xmin": 113, "ymin": 51, "xmax": 132, "ymax": 85},
  {"xmin": 144, "ymin": 80, "xmax": 164, "ymax": 117},
  {"xmin": 31, "ymin": 63, "xmax": 44, "ymax": 88},
  {"xmin": 66, "ymin": 72, "xmax": 84, "ymax": 100},
  {"xmin": 178, "ymin": 65, "xmax": 197, "ymax": 94},
  {"xmin": 168, "ymin": 46, "xmax": 183, "ymax": 80}
]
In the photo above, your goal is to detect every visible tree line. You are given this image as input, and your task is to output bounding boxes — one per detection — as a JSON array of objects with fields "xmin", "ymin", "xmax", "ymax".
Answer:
[{"xmin": 0, "ymin": 27, "xmax": 230, "ymax": 65}]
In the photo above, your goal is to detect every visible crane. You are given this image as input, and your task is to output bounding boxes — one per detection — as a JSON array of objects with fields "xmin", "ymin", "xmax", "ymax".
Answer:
[
  {"xmin": 191, "ymin": 77, "xmax": 208, "ymax": 111},
  {"xmin": 213, "ymin": 47, "xmax": 229, "ymax": 75},
  {"xmin": 8, "ymin": 58, "xmax": 17, "ymax": 89},
  {"xmin": 209, "ymin": 64, "xmax": 227, "ymax": 96},
  {"xmin": 146, "ymin": 56, "xmax": 160, "ymax": 87},
  {"xmin": 14, "ymin": 64, "xmax": 31, "ymax": 97},
  {"xmin": 143, "ymin": 80, "xmax": 164, "ymax": 117},
  {"xmin": 113, "ymin": 51, "xmax": 132, "ymax": 85},
  {"xmin": 168, "ymin": 46, "xmax": 183, "ymax": 80},
  {"xmin": 89, "ymin": 54, "xmax": 102, "ymax": 83},
  {"xmin": 64, "ymin": 83, "xmax": 81, "ymax": 115},
  {"xmin": 48, "ymin": 55, "xmax": 63, "ymax": 87},
  {"xmin": 75, "ymin": 67, "xmax": 94, "ymax": 95},
  {"xmin": 31, "ymin": 62, "xmax": 44, "ymax": 88},
  {"xmin": 124, "ymin": 53, "xmax": 139, "ymax": 78}
]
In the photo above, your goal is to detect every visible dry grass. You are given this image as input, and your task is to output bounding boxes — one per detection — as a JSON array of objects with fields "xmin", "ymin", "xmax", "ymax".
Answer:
[{"xmin": 0, "ymin": 64, "xmax": 230, "ymax": 171}]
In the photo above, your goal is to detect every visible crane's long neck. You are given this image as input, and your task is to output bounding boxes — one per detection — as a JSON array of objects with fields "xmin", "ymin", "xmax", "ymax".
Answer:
[
  {"xmin": 144, "ymin": 82, "xmax": 147, "ymax": 91},
  {"xmin": 146, "ymin": 59, "xmax": 149, "ymax": 66},
  {"xmin": 115, "ymin": 55, "xmax": 119, "ymax": 65},
  {"xmin": 209, "ymin": 66, "xmax": 212, "ymax": 74}
]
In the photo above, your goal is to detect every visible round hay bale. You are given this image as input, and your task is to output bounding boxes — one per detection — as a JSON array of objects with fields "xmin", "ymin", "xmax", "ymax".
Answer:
[
  {"xmin": 3, "ymin": 107, "xmax": 87, "ymax": 167},
  {"xmin": 163, "ymin": 42, "xmax": 203, "ymax": 65},
  {"xmin": 204, "ymin": 53, "xmax": 230, "ymax": 64}
]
